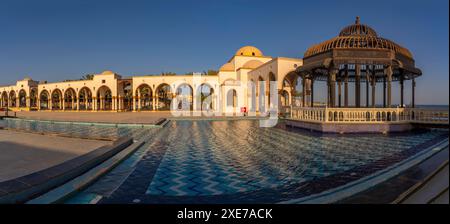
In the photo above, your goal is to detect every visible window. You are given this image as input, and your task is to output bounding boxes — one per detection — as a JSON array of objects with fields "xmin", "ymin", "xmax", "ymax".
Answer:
[{"xmin": 102, "ymin": 80, "xmax": 106, "ymax": 84}]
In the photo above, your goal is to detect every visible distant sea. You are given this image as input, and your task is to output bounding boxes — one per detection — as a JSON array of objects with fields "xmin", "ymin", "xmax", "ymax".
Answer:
[{"xmin": 416, "ymin": 105, "xmax": 449, "ymax": 110}]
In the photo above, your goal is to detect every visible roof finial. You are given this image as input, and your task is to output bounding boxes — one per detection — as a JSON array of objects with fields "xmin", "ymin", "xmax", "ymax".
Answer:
[{"xmin": 355, "ymin": 16, "xmax": 360, "ymax": 24}]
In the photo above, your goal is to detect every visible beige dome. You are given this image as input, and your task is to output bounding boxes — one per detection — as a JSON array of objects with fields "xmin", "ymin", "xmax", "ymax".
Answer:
[
  {"xmin": 235, "ymin": 46, "xmax": 263, "ymax": 57},
  {"xmin": 242, "ymin": 60, "xmax": 264, "ymax": 69},
  {"xmin": 101, "ymin": 70, "xmax": 115, "ymax": 75},
  {"xmin": 219, "ymin": 62, "xmax": 235, "ymax": 71}
]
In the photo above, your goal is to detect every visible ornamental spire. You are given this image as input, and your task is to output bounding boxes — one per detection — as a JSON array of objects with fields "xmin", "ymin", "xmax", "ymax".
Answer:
[{"xmin": 355, "ymin": 16, "xmax": 360, "ymax": 24}]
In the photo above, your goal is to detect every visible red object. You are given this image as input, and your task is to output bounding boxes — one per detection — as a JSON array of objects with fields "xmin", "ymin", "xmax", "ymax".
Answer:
[{"xmin": 240, "ymin": 107, "xmax": 247, "ymax": 113}]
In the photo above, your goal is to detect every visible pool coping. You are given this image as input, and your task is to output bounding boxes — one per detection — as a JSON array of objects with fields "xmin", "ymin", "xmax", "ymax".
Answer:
[
  {"xmin": 0, "ymin": 137, "xmax": 133, "ymax": 204},
  {"xmin": 26, "ymin": 139, "xmax": 146, "ymax": 204},
  {"xmin": 2, "ymin": 117, "xmax": 166, "ymax": 128},
  {"xmin": 279, "ymin": 138, "xmax": 449, "ymax": 204}
]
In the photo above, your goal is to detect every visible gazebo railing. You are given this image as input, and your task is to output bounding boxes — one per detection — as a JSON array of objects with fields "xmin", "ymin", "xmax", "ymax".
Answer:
[{"xmin": 286, "ymin": 106, "xmax": 449, "ymax": 124}]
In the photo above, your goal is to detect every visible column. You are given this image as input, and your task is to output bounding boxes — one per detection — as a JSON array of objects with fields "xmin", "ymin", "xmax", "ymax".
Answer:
[
  {"xmin": 400, "ymin": 72, "xmax": 404, "ymax": 107},
  {"xmin": 365, "ymin": 67, "xmax": 369, "ymax": 107},
  {"xmin": 338, "ymin": 79, "xmax": 342, "ymax": 107},
  {"xmin": 328, "ymin": 68, "xmax": 337, "ymax": 107},
  {"xmin": 302, "ymin": 75, "xmax": 306, "ymax": 107},
  {"xmin": 26, "ymin": 96, "xmax": 30, "ymax": 109},
  {"xmin": 62, "ymin": 97, "xmax": 66, "ymax": 110},
  {"xmin": 371, "ymin": 69, "xmax": 376, "ymax": 108},
  {"xmin": 383, "ymin": 76, "xmax": 386, "ymax": 107},
  {"xmin": 76, "ymin": 97, "xmax": 80, "ymax": 111},
  {"xmin": 93, "ymin": 97, "xmax": 97, "ymax": 111},
  {"xmin": 344, "ymin": 65, "xmax": 349, "ymax": 107},
  {"xmin": 310, "ymin": 78, "xmax": 314, "ymax": 107},
  {"xmin": 412, "ymin": 78, "xmax": 416, "ymax": 108},
  {"xmin": 355, "ymin": 64, "xmax": 361, "ymax": 107},
  {"xmin": 386, "ymin": 65, "xmax": 392, "ymax": 107}
]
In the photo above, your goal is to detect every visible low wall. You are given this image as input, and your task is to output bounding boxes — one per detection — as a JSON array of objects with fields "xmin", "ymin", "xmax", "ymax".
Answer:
[
  {"xmin": 285, "ymin": 119, "xmax": 415, "ymax": 133},
  {"xmin": 0, "ymin": 137, "xmax": 133, "ymax": 204}
]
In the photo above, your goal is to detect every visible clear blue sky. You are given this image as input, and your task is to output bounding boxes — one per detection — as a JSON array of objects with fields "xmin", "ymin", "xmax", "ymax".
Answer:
[{"xmin": 0, "ymin": 0, "xmax": 448, "ymax": 105}]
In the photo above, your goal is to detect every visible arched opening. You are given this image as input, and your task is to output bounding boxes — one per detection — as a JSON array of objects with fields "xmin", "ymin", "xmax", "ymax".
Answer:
[
  {"xmin": 198, "ymin": 83, "xmax": 214, "ymax": 111},
  {"xmin": 121, "ymin": 81, "xmax": 133, "ymax": 111},
  {"xmin": 227, "ymin": 89, "xmax": 237, "ymax": 108},
  {"xmin": 136, "ymin": 84, "xmax": 153, "ymax": 111},
  {"xmin": 30, "ymin": 88, "xmax": 38, "ymax": 108},
  {"xmin": 64, "ymin": 88, "xmax": 77, "ymax": 110},
  {"xmin": 9, "ymin": 91, "xmax": 16, "ymax": 107},
  {"xmin": 1, "ymin": 91, "xmax": 8, "ymax": 108},
  {"xmin": 280, "ymin": 90, "xmax": 290, "ymax": 106},
  {"xmin": 40, "ymin": 90, "xmax": 50, "ymax": 110},
  {"xmin": 19, "ymin": 90, "xmax": 27, "ymax": 108},
  {"xmin": 258, "ymin": 76, "xmax": 265, "ymax": 111},
  {"xmin": 51, "ymin": 89, "xmax": 63, "ymax": 110},
  {"xmin": 155, "ymin": 83, "xmax": 172, "ymax": 111},
  {"xmin": 78, "ymin": 87, "xmax": 93, "ymax": 110},
  {"xmin": 97, "ymin": 86, "xmax": 113, "ymax": 111},
  {"xmin": 268, "ymin": 72, "xmax": 276, "ymax": 107},
  {"xmin": 175, "ymin": 84, "xmax": 193, "ymax": 111}
]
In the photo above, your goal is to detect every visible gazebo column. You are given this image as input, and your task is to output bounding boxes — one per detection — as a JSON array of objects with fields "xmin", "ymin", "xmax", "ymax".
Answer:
[
  {"xmin": 383, "ymin": 76, "xmax": 386, "ymax": 107},
  {"xmin": 365, "ymin": 67, "xmax": 370, "ymax": 107},
  {"xmin": 412, "ymin": 78, "xmax": 416, "ymax": 108},
  {"xmin": 338, "ymin": 79, "xmax": 342, "ymax": 107},
  {"xmin": 386, "ymin": 65, "xmax": 392, "ymax": 107},
  {"xmin": 355, "ymin": 64, "xmax": 361, "ymax": 108},
  {"xmin": 344, "ymin": 66, "xmax": 349, "ymax": 107},
  {"xmin": 371, "ymin": 70, "xmax": 376, "ymax": 108},
  {"xmin": 400, "ymin": 73, "xmax": 404, "ymax": 107},
  {"xmin": 302, "ymin": 75, "xmax": 306, "ymax": 107},
  {"xmin": 310, "ymin": 78, "xmax": 314, "ymax": 107},
  {"xmin": 328, "ymin": 68, "xmax": 337, "ymax": 107}
]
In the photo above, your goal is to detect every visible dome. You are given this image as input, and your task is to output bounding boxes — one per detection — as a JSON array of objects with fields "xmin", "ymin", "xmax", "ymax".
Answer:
[
  {"xmin": 235, "ymin": 46, "xmax": 263, "ymax": 57},
  {"xmin": 242, "ymin": 60, "xmax": 264, "ymax": 69},
  {"xmin": 219, "ymin": 62, "xmax": 235, "ymax": 71},
  {"xmin": 339, "ymin": 16, "xmax": 378, "ymax": 36},
  {"xmin": 101, "ymin": 70, "xmax": 115, "ymax": 75},
  {"xmin": 304, "ymin": 17, "xmax": 413, "ymax": 59}
]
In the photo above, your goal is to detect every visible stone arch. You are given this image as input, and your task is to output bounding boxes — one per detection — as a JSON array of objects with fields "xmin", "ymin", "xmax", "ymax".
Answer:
[
  {"xmin": 175, "ymin": 83, "xmax": 194, "ymax": 111},
  {"xmin": 1, "ymin": 91, "xmax": 8, "ymax": 108},
  {"xmin": 280, "ymin": 90, "xmax": 290, "ymax": 106},
  {"xmin": 51, "ymin": 89, "xmax": 63, "ymax": 110},
  {"xmin": 155, "ymin": 83, "xmax": 172, "ymax": 111},
  {"xmin": 9, "ymin": 90, "xmax": 16, "ymax": 107},
  {"xmin": 30, "ymin": 88, "xmax": 38, "ymax": 108},
  {"xmin": 18, "ymin": 89, "xmax": 27, "ymax": 108},
  {"xmin": 135, "ymin": 84, "xmax": 153, "ymax": 111},
  {"xmin": 226, "ymin": 89, "xmax": 238, "ymax": 108},
  {"xmin": 39, "ymin": 90, "xmax": 50, "ymax": 110},
  {"xmin": 78, "ymin": 87, "xmax": 93, "ymax": 110},
  {"xmin": 64, "ymin": 88, "xmax": 77, "ymax": 110},
  {"xmin": 197, "ymin": 83, "xmax": 215, "ymax": 111},
  {"xmin": 96, "ymin": 86, "xmax": 113, "ymax": 110}
]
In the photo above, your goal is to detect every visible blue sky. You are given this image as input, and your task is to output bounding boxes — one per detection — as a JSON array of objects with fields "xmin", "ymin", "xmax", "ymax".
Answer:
[{"xmin": 0, "ymin": 0, "xmax": 448, "ymax": 105}]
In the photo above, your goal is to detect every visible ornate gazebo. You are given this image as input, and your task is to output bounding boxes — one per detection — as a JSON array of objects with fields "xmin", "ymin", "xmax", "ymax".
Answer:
[{"xmin": 298, "ymin": 16, "xmax": 422, "ymax": 108}]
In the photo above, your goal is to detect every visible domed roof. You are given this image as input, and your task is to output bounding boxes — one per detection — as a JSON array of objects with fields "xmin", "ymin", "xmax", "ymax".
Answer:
[
  {"xmin": 304, "ymin": 17, "xmax": 413, "ymax": 59},
  {"xmin": 339, "ymin": 16, "xmax": 378, "ymax": 36},
  {"xmin": 242, "ymin": 60, "xmax": 264, "ymax": 69},
  {"xmin": 235, "ymin": 46, "xmax": 263, "ymax": 57},
  {"xmin": 219, "ymin": 62, "xmax": 235, "ymax": 71},
  {"xmin": 101, "ymin": 70, "xmax": 115, "ymax": 75}
]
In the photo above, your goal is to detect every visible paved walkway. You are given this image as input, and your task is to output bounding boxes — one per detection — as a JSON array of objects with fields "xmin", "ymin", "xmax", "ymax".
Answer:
[
  {"xmin": 0, "ymin": 129, "xmax": 110, "ymax": 182},
  {"xmin": 12, "ymin": 111, "xmax": 174, "ymax": 124}
]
